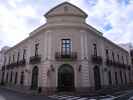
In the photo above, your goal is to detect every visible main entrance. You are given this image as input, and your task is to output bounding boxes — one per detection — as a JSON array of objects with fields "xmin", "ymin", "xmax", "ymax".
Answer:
[
  {"xmin": 58, "ymin": 64, "xmax": 74, "ymax": 91},
  {"xmin": 31, "ymin": 66, "xmax": 38, "ymax": 90},
  {"xmin": 93, "ymin": 66, "xmax": 101, "ymax": 90}
]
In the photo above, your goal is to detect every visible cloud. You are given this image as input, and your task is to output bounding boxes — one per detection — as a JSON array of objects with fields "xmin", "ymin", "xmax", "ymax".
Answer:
[
  {"xmin": 69, "ymin": 0, "xmax": 133, "ymax": 44},
  {"xmin": 0, "ymin": 0, "xmax": 133, "ymax": 49}
]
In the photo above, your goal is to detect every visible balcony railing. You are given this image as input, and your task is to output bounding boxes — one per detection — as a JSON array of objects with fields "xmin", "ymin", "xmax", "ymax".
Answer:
[
  {"xmin": 29, "ymin": 55, "xmax": 41, "ymax": 64},
  {"xmin": 55, "ymin": 52, "xmax": 77, "ymax": 61},
  {"xmin": 6, "ymin": 62, "xmax": 18, "ymax": 70},
  {"xmin": 105, "ymin": 59, "xmax": 113, "ymax": 66},
  {"xmin": 17, "ymin": 59, "xmax": 26, "ymax": 66},
  {"xmin": 91, "ymin": 55, "xmax": 103, "ymax": 64},
  {"xmin": 1, "ymin": 65, "xmax": 6, "ymax": 71}
]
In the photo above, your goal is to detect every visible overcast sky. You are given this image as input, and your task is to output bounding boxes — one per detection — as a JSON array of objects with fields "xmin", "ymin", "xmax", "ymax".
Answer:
[{"xmin": 0, "ymin": 0, "xmax": 133, "ymax": 49}]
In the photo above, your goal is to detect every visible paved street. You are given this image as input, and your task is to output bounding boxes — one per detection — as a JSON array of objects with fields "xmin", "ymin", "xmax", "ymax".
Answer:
[
  {"xmin": 0, "ymin": 87, "xmax": 133, "ymax": 100},
  {"xmin": 113, "ymin": 90, "xmax": 133, "ymax": 100},
  {"xmin": 0, "ymin": 87, "xmax": 51, "ymax": 100}
]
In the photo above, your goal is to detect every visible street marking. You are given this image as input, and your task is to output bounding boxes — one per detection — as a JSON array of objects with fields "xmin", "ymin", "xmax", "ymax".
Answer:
[
  {"xmin": 0, "ymin": 95, "xmax": 6, "ymax": 100},
  {"xmin": 128, "ymin": 96, "xmax": 133, "ymax": 100},
  {"xmin": 48, "ymin": 95, "xmax": 116, "ymax": 100}
]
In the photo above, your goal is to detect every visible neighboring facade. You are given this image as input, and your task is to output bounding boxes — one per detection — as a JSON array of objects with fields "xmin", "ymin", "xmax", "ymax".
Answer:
[{"xmin": 0, "ymin": 2, "xmax": 133, "ymax": 94}]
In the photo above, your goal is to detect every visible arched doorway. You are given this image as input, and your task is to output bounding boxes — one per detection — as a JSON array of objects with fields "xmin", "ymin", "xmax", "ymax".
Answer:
[
  {"xmin": 93, "ymin": 66, "xmax": 101, "ymax": 90},
  {"xmin": 58, "ymin": 64, "xmax": 74, "ymax": 91},
  {"xmin": 31, "ymin": 66, "xmax": 38, "ymax": 90}
]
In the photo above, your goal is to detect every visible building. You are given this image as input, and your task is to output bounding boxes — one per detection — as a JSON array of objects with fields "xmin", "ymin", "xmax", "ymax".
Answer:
[
  {"xmin": 0, "ymin": 46, "xmax": 10, "ymax": 85},
  {"xmin": 0, "ymin": 2, "xmax": 133, "ymax": 94}
]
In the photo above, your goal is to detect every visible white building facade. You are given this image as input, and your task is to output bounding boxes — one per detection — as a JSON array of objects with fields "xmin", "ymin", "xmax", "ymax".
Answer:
[{"xmin": 0, "ymin": 2, "xmax": 133, "ymax": 94}]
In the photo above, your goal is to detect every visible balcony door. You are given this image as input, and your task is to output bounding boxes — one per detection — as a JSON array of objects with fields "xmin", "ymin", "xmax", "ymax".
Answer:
[
  {"xmin": 31, "ymin": 66, "xmax": 38, "ymax": 90},
  {"xmin": 93, "ymin": 66, "xmax": 101, "ymax": 90},
  {"xmin": 61, "ymin": 39, "xmax": 71, "ymax": 56},
  {"xmin": 58, "ymin": 64, "xmax": 74, "ymax": 91}
]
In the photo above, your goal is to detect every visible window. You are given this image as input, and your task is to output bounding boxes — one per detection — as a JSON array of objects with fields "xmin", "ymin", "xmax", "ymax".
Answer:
[
  {"xmin": 93, "ymin": 43, "xmax": 97, "ymax": 56},
  {"xmin": 120, "ymin": 71, "xmax": 123, "ymax": 84},
  {"xmin": 20, "ymin": 71, "xmax": 24, "ymax": 85},
  {"xmin": 115, "ymin": 72, "xmax": 118, "ymax": 85},
  {"xmin": 117, "ymin": 54, "xmax": 119, "ymax": 62},
  {"xmin": 23, "ymin": 49, "xmax": 26, "ymax": 59},
  {"xmin": 112, "ymin": 52, "xmax": 115, "ymax": 62},
  {"xmin": 108, "ymin": 71, "xmax": 112, "ymax": 85},
  {"xmin": 4, "ymin": 56, "xmax": 6, "ymax": 66},
  {"xmin": 125, "ymin": 72, "xmax": 127, "ymax": 84},
  {"xmin": 106, "ymin": 49, "xmax": 109, "ymax": 59},
  {"xmin": 12, "ymin": 55, "xmax": 15, "ymax": 62},
  {"xmin": 126, "ymin": 56, "xmax": 128, "ymax": 65},
  {"xmin": 14, "ymin": 72, "xmax": 18, "ymax": 84},
  {"xmin": 6, "ymin": 72, "xmax": 8, "ymax": 83},
  {"xmin": 35, "ymin": 43, "xmax": 39, "ymax": 56},
  {"xmin": 10, "ymin": 71, "xmax": 13, "ymax": 83},
  {"xmin": 8, "ymin": 56, "xmax": 11, "ymax": 64},
  {"xmin": 61, "ymin": 39, "xmax": 71, "ymax": 55},
  {"xmin": 17, "ymin": 52, "xmax": 20, "ymax": 62},
  {"xmin": 122, "ymin": 56, "xmax": 124, "ymax": 64}
]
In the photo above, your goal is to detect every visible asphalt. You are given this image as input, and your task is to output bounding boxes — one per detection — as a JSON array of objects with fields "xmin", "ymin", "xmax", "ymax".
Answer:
[
  {"xmin": 0, "ymin": 87, "xmax": 52, "ymax": 100},
  {"xmin": 0, "ymin": 87, "xmax": 133, "ymax": 100}
]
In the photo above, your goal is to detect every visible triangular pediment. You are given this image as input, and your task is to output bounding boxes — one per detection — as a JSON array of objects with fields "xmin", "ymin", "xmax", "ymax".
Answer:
[{"xmin": 45, "ymin": 2, "xmax": 87, "ymax": 18}]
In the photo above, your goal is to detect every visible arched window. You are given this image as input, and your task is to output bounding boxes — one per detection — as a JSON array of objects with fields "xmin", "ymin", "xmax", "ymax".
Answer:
[
  {"xmin": 115, "ymin": 72, "xmax": 118, "ymax": 85},
  {"xmin": 14, "ymin": 72, "xmax": 18, "ymax": 84},
  {"xmin": 20, "ymin": 71, "xmax": 24, "ymax": 85},
  {"xmin": 120, "ymin": 71, "xmax": 123, "ymax": 84},
  {"xmin": 10, "ymin": 71, "xmax": 13, "ymax": 83},
  {"xmin": 108, "ymin": 71, "xmax": 112, "ymax": 85},
  {"xmin": 6, "ymin": 72, "xmax": 9, "ymax": 83}
]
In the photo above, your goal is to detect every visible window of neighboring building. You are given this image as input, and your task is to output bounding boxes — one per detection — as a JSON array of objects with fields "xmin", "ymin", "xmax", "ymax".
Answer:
[
  {"xmin": 20, "ymin": 71, "xmax": 24, "ymax": 85},
  {"xmin": 61, "ymin": 39, "xmax": 71, "ymax": 55},
  {"xmin": 93, "ymin": 43, "xmax": 97, "ymax": 56},
  {"xmin": 35, "ymin": 43, "xmax": 39, "ymax": 56},
  {"xmin": 108, "ymin": 71, "xmax": 112, "ymax": 85},
  {"xmin": 23, "ymin": 49, "xmax": 26, "ymax": 59}
]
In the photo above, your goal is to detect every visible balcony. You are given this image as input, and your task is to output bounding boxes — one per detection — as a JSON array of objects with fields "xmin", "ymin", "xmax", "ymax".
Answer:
[
  {"xmin": 91, "ymin": 55, "xmax": 103, "ymax": 64},
  {"xmin": 6, "ymin": 62, "xmax": 18, "ymax": 70},
  {"xmin": 29, "ymin": 55, "xmax": 41, "ymax": 64},
  {"xmin": 105, "ymin": 59, "xmax": 113, "ymax": 66},
  {"xmin": 1, "ymin": 66, "xmax": 5, "ymax": 71},
  {"xmin": 55, "ymin": 52, "xmax": 77, "ymax": 61},
  {"xmin": 17, "ymin": 59, "xmax": 26, "ymax": 66}
]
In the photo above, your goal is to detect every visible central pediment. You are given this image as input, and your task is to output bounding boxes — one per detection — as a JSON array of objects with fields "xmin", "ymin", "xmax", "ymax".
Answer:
[{"xmin": 45, "ymin": 2, "xmax": 87, "ymax": 18}]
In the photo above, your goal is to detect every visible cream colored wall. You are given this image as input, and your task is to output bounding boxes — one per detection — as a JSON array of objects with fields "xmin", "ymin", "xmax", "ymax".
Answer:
[{"xmin": 0, "ymin": 3, "xmax": 132, "ymax": 90}]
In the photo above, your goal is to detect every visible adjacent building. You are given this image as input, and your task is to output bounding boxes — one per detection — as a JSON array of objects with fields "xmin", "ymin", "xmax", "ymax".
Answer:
[{"xmin": 0, "ymin": 2, "xmax": 133, "ymax": 94}]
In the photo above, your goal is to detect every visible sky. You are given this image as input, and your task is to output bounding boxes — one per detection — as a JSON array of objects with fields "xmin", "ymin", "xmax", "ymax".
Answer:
[{"xmin": 0, "ymin": 0, "xmax": 133, "ymax": 49}]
